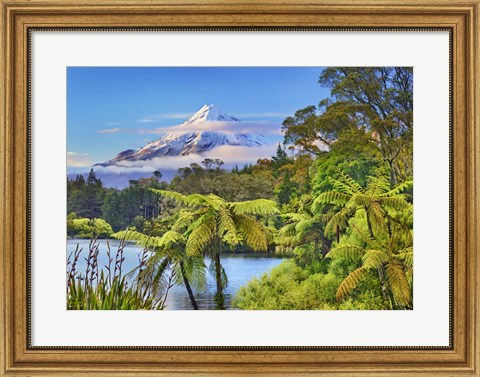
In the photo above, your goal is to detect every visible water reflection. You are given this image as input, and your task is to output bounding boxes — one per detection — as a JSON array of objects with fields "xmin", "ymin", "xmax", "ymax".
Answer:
[{"xmin": 67, "ymin": 239, "xmax": 284, "ymax": 310}]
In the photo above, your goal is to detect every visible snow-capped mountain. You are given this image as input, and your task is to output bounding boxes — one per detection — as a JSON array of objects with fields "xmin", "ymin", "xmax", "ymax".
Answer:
[{"xmin": 95, "ymin": 105, "xmax": 268, "ymax": 167}]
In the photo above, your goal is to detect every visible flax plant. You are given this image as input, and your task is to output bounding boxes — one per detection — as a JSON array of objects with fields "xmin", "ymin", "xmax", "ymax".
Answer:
[{"xmin": 66, "ymin": 238, "xmax": 168, "ymax": 310}]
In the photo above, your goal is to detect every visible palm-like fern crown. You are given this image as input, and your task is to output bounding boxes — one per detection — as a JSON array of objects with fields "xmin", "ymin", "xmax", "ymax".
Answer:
[
  {"xmin": 276, "ymin": 209, "xmax": 328, "ymax": 252},
  {"xmin": 325, "ymin": 207, "xmax": 413, "ymax": 308},
  {"xmin": 111, "ymin": 229, "xmax": 207, "ymax": 293},
  {"xmin": 312, "ymin": 172, "xmax": 412, "ymax": 237},
  {"xmin": 150, "ymin": 189, "xmax": 279, "ymax": 257},
  {"xmin": 327, "ymin": 226, "xmax": 413, "ymax": 309}
]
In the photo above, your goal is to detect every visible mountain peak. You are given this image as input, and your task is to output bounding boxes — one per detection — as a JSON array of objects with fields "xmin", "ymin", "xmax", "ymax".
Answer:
[
  {"xmin": 182, "ymin": 104, "xmax": 240, "ymax": 126},
  {"xmin": 95, "ymin": 105, "xmax": 267, "ymax": 167}
]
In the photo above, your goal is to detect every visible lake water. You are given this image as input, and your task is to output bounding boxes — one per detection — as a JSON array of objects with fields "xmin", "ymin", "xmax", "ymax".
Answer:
[{"xmin": 67, "ymin": 239, "xmax": 284, "ymax": 310}]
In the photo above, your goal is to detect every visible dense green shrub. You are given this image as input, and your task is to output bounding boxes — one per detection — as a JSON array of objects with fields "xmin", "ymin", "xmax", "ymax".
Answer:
[{"xmin": 67, "ymin": 213, "xmax": 113, "ymax": 238}]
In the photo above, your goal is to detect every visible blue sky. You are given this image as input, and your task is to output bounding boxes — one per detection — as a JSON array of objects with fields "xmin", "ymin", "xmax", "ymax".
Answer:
[{"xmin": 67, "ymin": 67, "xmax": 330, "ymax": 171}]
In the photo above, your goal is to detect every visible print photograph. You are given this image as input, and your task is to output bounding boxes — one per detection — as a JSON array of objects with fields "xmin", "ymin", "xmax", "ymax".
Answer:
[{"xmin": 66, "ymin": 66, "xmax": 414, "ymax": 311}]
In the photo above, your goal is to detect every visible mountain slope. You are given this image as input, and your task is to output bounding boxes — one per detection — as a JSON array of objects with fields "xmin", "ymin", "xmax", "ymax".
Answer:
[{"xmin": 95, "ymin": 104, "xmax": 268, "ymax": 167}]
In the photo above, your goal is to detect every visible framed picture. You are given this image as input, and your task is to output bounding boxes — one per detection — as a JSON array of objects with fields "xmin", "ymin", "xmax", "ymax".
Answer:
[{"xmin": 1, "ymin": 0, "xmax": 479, "ymax": 375}]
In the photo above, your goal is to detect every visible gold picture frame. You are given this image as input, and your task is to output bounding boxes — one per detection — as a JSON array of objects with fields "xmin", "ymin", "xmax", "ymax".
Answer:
[{"xmin": 1, "ymin": 0, "xmax": 479, "ymax": 375}]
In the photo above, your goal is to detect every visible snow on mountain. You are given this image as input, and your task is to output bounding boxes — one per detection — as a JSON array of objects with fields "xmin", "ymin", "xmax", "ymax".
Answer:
[
  {"xmin": 181, "ymin": 104, "xmax": 240, "ymax": 125},
  {"xmin": 95, "ymin": 105, "xmax": 268, "ymax": 167}
]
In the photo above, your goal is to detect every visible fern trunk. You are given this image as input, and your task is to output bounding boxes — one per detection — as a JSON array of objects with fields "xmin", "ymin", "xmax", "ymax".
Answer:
[
  {"xmin": 366, "ymin": 210, "xmax": 375, "ymax": 238},
  {"xmin": 213, "ymin": 251, "xmax": 225, "ymax": 310},
  {"xmin": 377, "ymin": 265, "xmax": 395, "ymax": 309},
  {"xmin": 180, "ymin": 261, "xmax": 198, "ymax": 310}
]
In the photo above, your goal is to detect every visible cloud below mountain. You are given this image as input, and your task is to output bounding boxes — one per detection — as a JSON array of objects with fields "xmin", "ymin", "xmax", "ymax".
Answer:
[{"xmin": 94, "ymin": 143, "xmax": 278, "ymax": 173}]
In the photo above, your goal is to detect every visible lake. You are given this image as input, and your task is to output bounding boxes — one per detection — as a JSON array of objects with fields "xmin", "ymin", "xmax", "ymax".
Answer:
[{"xmin": 67, "ymin": 239, "xmax": 284, "ymax": 310}]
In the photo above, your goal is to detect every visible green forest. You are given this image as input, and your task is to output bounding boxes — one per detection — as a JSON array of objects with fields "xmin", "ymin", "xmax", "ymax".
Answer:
[{"xmin": 67, "ymin": 67, "xmax": 413, "ymax": 310}]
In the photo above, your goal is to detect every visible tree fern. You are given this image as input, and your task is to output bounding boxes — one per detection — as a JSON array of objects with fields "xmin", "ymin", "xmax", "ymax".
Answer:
[
  {"xmin": 154, "ymin": 189, "xmax": 277, "ymax": 309},
  {"xmin": 324, "ymin": 206, "xmax": 356, "ymax": 235},
  {"xmin": 385, "ymin": 260, "xmax": 411, "ymax": 308},
  {"xmin": 365, "ymin": 173, "xmax": 390, "ymax": 196},
  {"xmin": 151, "ymin": 189, "xmax": 190, "ymax": 206},
  {"xmin": 378, "ymin": 196, "xmax": 410, "ymax": 211},
  {"xmin": 112, "ymin": 230, "xmax": 153, "ymax": 247},
  {"xmin": 217, "ymin": 207, "xmax": 239, "ymax": 246},
  {"xmin": 314, "ymin": 172, "xmax": 411, "ymax": 239},
  {"xmin": 396, "ymin": 247, "xmax": 413, "ymax": 267},
  {"xmin": 336, "ymin": 267, "xmax": 368, "ymax": 301},
  {"xmin": 381, "ymin": 180, "xmax": 413, "ymax": 197},
  {"xmin": 365, "ymin": 201, "xmax": 387, "ymax": 235},
  {"xmin": 186, "ymin": 215, "xmax": 216, "ymax": 256},
  {"xmin": 234, "ymin": 214, "xmax": 269, "ymax": 252},
  {"xmin": 312, "ymin": 191, "xmax": 350, "ymax": 211},
  {"xmin": 326, "ymin": 244, "xmax": 365, "ymax": 262},
  {"xmin": 362, "ymin": 249, "xmax": 388, "ymax": 269},
  {"xmin": 229, "ymin": 199, "xmax": 279, "ymax": 216},
  {"xmin": 330, "ymin": 224, "xmax": 413, "ymax": 308}
]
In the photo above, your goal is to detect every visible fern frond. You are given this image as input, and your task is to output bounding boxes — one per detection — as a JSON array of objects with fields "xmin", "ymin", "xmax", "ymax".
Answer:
[
  {"xmin": 295, "ymin": 218, "xmax": 315, "ymax": 234},
  {"xmin": 217, "ymin": 207, "xmax": 239, "ymax": 247},
  {"xmin": 366, "ymin": 202, "xmax": 387, "ymax": 235},
  {"xmin": 112, "ymin": 230, "xmax": 160, "ymax": 249},
  {"xmin": 151, "ymin": 189, "xmax": 190, "ymax": 205},
  {"xmin": 190, "ymin": 193, "xmax": 225, "ymax": 210},
  {"xmin": 185, "ymin": 213, "xmax": 216, "ymax": 256},
  {"xmin": 334, "ymin": 173, "xmax": 363, "ymax": 194},
  {"xmin": 362, "ymin": 249, "xmax": 389, "ymax": 270},
  {"xmin": 326, "ymin": 244, "xmax": 365, "ymax": 261},
  {"xmin": 325, "ymin": 207, "xmax": 355, "ymax": 234},
  {"xmin": 234, "ymin": 214, "xmax": 268, "ymax": 252},
  {"xmin": 385, "ymin": 260, "xmax": 411, "ymax": 308},
  {"xmin": 312, "ymin": 191, "xmax": 350, "ymax": 213},
  {"xmin": 396, "ymin": 247, "xmax": 413, "ymax": 267},
  {"xmin": 277, "ymin": 223, "xmax": 297, "ymax": 239},
  {"xmin": 336, "ymin": 267, "xmax": 368, "ymax": 301},
  {"xmin": 229, "ymin": 199, "xmax": 279, "ymax": 216},
  {"xmin": 382, "ymin": 180, "xmax": 413, "ymax": 197},
  {"xmin": 366, "ymin": 174, "xmax": 390, "ymax": 196},
  {"xmin": 171, "ymin": 211, "xmax": 195, "ymax": 232},
  {"xmin": 282, "ymin": 212, "xmax": 310, "ymax": 222},
  {"xmin": 378, "ymin": 196, "xmax": 411, "ymax": 212},
  {"xmin": 189, "ymin": 255, "xmax": 208, "ymax": 292},
  {"xmin": 159, "ymin": 230, "xmax": 184, "ymax": 249}
]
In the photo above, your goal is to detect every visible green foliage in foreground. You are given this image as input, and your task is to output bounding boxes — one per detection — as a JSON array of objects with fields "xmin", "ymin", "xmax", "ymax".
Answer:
[
  {"xmin": 67, "ymin": 239, "xmax": 166, "ymax": 310},
  {"xmin": 233, "ymin": 260, "xmax": 389, "ymax": 310},
  {"xmin": 234, "ymin": 171, "xmax": 412, "ymax": 310},
  {"xmin": 67, "ymin": 272, "xmax": 160, "ymax": 310}
]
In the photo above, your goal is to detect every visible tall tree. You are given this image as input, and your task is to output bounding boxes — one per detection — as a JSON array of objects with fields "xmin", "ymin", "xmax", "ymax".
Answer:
[
  {"xmin": 318, "ymin": 67, "xmax": 413, "ymax": 185},
  {"xmin": 84, "ymin": 169, "xmax": 105, "ymax": 219},
  {"xmin": 282, "ymin": 68, "xmax": 413, "ymax": 185}
]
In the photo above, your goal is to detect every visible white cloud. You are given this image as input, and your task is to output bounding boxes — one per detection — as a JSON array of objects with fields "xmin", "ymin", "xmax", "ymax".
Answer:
[
  {"xmin": 94, "ymin": 144, "xmax": 278, "ymax": 173},
  {"xmin": 97, "ymin": 120, "xmax": 283, "ymax": 137},
  {"xmin": 155, "ymin": 112, "xmax": 194, "ymax": 120},
  {"xmin": 152, "ymin": 120, "xmax": 283, "ymax": 136},
  {"xmin": 98, "ymin": 128, "xmax": 123, "ymax": 134},
  {"xmin": 135, "ymin": 112, "xmax": 194, "ymax": 124},
  {"xmin": 137, "ymin": 118, "xmax": 156, "ymax": 124},
  {"xmin": 67, "ymin": 152, "xmax": 92, "ymax": 168}
]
